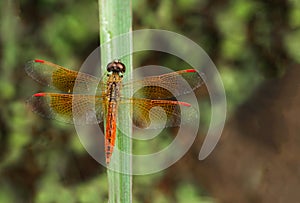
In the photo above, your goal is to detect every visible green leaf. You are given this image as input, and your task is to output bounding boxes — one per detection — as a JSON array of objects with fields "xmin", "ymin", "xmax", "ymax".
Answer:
[{"xmin": 99, "ymin": 0, "xmax": 132, "ymax": 202}]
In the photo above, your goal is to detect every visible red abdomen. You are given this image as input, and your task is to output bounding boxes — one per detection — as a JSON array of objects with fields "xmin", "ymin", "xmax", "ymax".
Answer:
[{"xmin": 105, "ymin": 101, "xmax": 117, "ymax": 164}]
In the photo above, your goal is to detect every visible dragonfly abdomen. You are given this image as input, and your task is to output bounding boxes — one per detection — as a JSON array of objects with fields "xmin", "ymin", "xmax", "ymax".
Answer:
[
  {"xmin": 105, "ymin": 101, "xmax": 118, "ymax": 164},
  {"xmin": 105, "ymin": 79, "xmax": 121, "ymax": 164}
]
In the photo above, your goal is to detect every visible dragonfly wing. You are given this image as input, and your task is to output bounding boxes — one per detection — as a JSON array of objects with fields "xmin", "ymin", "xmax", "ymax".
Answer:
[
  {"xmin": 127, "ymin": 98, "xmax": 198, "ymax": 129},
  {"xmin": 25, "ymin": 59, "xmax": 104, "ymax": 93},
  {"xmin": 123, "ymin": 69, "xmax": 204, "ymax": 99},
  {"xmin": 27, "ymin": 93, "xmax": 104, "ymax": 125}
]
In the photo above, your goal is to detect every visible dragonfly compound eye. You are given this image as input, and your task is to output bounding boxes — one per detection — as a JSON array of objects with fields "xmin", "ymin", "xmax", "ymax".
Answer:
[
  {"xmin": 116, "ymin": 62, "xmax": 126, "ymax": 73},
  {"xmin": 106, "ymin": 61, "xmax": 126, "ymax": 73},
  {"xmin": 106, "ymin": 62, "xmax": 114, "ymax": 72}
]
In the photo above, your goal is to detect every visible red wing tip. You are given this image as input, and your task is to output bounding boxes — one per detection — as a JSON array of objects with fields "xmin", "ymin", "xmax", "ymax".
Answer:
[
  {"xmin": 185, "ymin": 69, "xmax": 196, "ymax": 73},
  {"xmin": 34, "ymin": 59, "xmax": 45, "ymax": 63},
  {"xmin": 34, "ymin": 93, "xmax": 46, "ymax": 97},
  {"xmin": 178, "ymin": 101, "xmax": 191, "ymax": 107}
]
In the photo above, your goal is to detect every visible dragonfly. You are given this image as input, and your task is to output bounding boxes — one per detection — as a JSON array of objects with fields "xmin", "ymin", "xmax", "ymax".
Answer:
[{"xmin": 25, "ymin": 59, "xmax": 203, "ymax": 164}]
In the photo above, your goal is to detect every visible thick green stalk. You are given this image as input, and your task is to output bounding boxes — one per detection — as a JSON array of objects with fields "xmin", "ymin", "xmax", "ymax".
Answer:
[{"xmin": 99, "ymin": 1, "xmax": 132, "ymax": 203}]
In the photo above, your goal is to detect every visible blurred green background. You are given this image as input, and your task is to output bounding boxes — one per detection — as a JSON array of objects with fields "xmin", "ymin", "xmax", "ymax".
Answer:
[{"xmin": 1, "ymin": 0, "xmax": 300, "ymax": 202}]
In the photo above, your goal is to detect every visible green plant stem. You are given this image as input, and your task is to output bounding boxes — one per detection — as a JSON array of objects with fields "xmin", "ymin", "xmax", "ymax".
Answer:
[{"xmin": 99, "ymin": 0, "xmax": 132, "ymax": 203}]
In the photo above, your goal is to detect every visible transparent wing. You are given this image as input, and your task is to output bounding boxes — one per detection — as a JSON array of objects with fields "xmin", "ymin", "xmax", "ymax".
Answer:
[
  {"xmin": 25, "ymin": 59, "xmax": 104, "ymax": 93},
  {"xmin": 27, "ymin": 93, "xmax": 105, "ymax": 125},
  {"xmin": 122, "ymin": 69, "xmax": 204, "ymax": 99},
  {"xmin": 119, "ymin": 98, "xmax": 198, "ymax": 129}
]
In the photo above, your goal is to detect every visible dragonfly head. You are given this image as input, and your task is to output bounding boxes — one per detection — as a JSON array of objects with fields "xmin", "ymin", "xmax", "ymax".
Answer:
[{"xmin": 107, "ymin": 60, "xmax": 126, "ymax": 74}]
